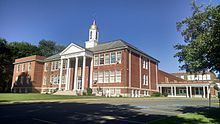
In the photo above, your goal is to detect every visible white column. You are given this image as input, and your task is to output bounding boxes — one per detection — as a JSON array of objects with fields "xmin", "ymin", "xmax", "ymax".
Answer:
[
  {"xmin": 203, "ymin": 86, "xmax": 206, "ymax": 98},
  {"xmin": 65, "ymin": 58, "xmax": 70, "ymax": 90},
  {"xmin": 186, "ymin": 86, "xmax": 189, "ymax": 98},
  {"xmin": 189, "ymin": 86, "xmax": 192, "ymax": 98},
  {"xmin": 159, "ymin": 86, "xmax": 162, "ymax": 93},
  {"xmin": 82, "ymin": 56, "xmax": 86, "ymax": 91},
  {"xmin": 74, "ymin": 57, "xmax": 78, "ymax": 90},
  {"xmin": 89, "ymin": 58, "xmax": 93, "ymax": 88},
  {"xmin": 207, "ymin": 86, "xmax": 210, "ymax": 99},
  {"xmin": 171, "ymin": 86, "xmax": 173, "ymax": 97},
  {"xmin": 174, "ymin": 86, "xmax": 176, "ymax": 96},
  {"xmin": 59, "ymin": 59, "xmax": 63, "ymax": 90}
]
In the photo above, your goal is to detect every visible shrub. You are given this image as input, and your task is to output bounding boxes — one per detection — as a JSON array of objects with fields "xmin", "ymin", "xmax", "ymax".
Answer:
[
  {"xmin": 151, "ymin": 92, "xmax": 162, "ymax": 97},
  {"xmin": 87, "ymin": 88, "xmax": 92, "ymax": 96},
  {"xmin": 162, "ymin": 92, "xmax": 168, "ymax": 97}
]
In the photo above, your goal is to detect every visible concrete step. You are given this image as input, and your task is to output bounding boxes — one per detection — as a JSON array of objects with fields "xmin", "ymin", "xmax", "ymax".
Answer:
[{"xmin": 53, "ymin": 90, "xmax": 75, "ymax": 95}]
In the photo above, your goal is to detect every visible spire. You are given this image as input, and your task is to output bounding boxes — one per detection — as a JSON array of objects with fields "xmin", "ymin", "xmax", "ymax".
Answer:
[{"xmin": 90, "ymin": 20, "xmax": 98, "ymax": 30}]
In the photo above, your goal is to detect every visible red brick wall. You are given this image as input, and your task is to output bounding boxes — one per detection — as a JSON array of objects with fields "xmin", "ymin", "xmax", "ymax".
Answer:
[
  {"xmin": 150, "ymin": 61, "xmax": 157, "ymax": 90},
  {"xmin": 131, "ymin": 52, "xmax": 140, "ymax": 88},
  {"xmin": 158, "ymin": 70, "xmax": 185, "ymax": 84},
  {"xmin": 93, "ymin": 49, "xmax": 127, "ymax": 87}
]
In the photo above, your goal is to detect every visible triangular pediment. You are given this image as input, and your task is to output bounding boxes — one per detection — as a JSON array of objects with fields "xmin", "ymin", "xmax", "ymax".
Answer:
[{"xmin": 60, "ymin": 43, "xmax": 85, "ymax": 55}]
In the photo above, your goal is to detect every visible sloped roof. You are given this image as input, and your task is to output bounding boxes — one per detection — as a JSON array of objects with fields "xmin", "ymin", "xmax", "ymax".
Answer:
[
  {"xmin": 44, "ymin": 39, "xmax": 159, "ymax": 62},
  {"xmin": 44, "ymin": 54, "xmax": 60, "ymax": 61},
  {"xmin": 89, "ymin": 39, "xmax": 159, "ymax": 62}
]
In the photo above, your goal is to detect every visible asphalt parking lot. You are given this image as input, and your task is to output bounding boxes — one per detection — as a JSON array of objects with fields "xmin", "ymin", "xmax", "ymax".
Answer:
[{"xmin": 0, "ymin": 98, "xmax": 219, "ymax": 124}]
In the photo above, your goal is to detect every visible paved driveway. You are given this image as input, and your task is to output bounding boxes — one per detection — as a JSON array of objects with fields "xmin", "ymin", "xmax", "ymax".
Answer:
[{"xmin": 0, "ymin": 98, "xmax": 218, "ymax": 124}]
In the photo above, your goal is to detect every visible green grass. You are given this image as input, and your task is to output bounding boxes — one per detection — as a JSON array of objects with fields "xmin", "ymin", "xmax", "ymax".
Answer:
[
  {"xmin": 149, "ymin": 108, "xmax": 220, "ymax": 124},
  {"xmin": 0, "ymin": 93, "xmax": 97, "ymax": 103}
]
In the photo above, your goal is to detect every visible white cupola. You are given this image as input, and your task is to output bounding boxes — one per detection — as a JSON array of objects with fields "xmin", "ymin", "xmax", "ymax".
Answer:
[{"xmin": 85, "ymin": 20, "xmax": 99, "ymax": 48}]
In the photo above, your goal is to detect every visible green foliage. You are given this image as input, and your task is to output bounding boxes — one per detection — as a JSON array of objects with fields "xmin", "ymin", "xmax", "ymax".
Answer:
[
  {"xmin": 38, "ymin": 39, "xmax": 65, "ymax": 57},
  {"xmin": 87, "ymin": 88, "xmax": 93, "ymax": 96},
  {"xmin": 151, "ymin": 92, "xmax": 162, "ymax": 97},
  {"xmin": 0, "ymin": 38, "xmax": 65, "ymax": 93},
  {"xmin": 174, "ymin": 1, "xmax": 220, "ymax": 73},
  {"xmin": 162, "ymin": 92, "xmax": 168, "ymax": 97}
]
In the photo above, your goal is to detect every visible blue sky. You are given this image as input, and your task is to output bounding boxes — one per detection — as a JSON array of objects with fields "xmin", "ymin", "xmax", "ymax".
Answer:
[{"xmin": 0, "ymin": 0, "xmax": 219, "ymax": 73}]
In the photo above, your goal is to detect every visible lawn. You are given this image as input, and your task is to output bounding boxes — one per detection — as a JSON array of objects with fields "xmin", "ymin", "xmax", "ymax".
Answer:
[
  {"xmin": 150, "ymin": 108, "xmax": 220, "ymax": 124},
  {"xmin": 0, "ymin": 93, "xmax": 97, "ymax": 103}
]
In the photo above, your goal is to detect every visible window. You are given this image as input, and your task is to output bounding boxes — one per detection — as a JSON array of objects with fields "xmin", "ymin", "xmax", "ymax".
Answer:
[
  {"xmin": 110, "ymin": 71, "xmax": 115, "ymax": 83},
  {"xmin": 110, "ymin": 52, "xmax": 116, "ymax": 64},
  {"xmin": 90, "ymin": 31, "xmax": 92, "ymax": 39},
  {"xmin": 17, "ymin": 64, "xmax": 20, "ymax": 72},
  {"xmin": 50, "ymin": 75, "xmax": 54, "ymax": 83},
  {"xmin": 58, "ymin": 61, "xmax": 61, "ymax": 69},
  {"xmin": 43, "ymin": 76, "xmax": 46, "ymax": 85},
  {"xmin": 199, "ymin": 75, "xmax": 203, "ymax": 80},
  {"xmin": 180, "ymin": 75, "xmax": 184, "ymax": 79},
  {"xmin": 146, "ymin": 75, "xmax": 148, "ymax": 85},
  {"xmin": 55, "ymin": 61, "xmax": 59, "ymax": 70},
  {"xmin": 203, "ymin": 75, "xmax": 207, "ymax": 80},
  {"xmin": 104, "ymin": 53, "xmax": 110, "ymax": 64},
  {"xmin": 98, "ymin": 71, "xmax": 104, "ymax": 83},
  {"xmin": 207, "ymin": 74, "xmax": 211, "ymax": 80},
  {"xmin": 94, "ymin": 55, "xmax": 99, "ymax": 66},
  {"xmin": 145, "ymin": 60, "xmax": 148, "ymax": 69},
  {"xmin": 28, "ymin": 62, "xmax": 31, "ymax": 71},
  {"xmin": 165, "ymin": 77, "xmax": 169, "ymax": 83},
  {"xmin": 93, "ymin": 72, "xmax": 98, "ymax": 82},
  {"xmin": 194, "ymin": 75, "xmax": 198, "ymax": 80},
  {"xmin": 116, "ymin": 51, "xmax": 122, "ymax": 64},
  {"xmin": 100, "ymin": 54, "xmax": 104, "ymax": 65},
  {"xmin": 116, "ymin": 70, "xmax": 121, "ymax": 83},
  {"xmin": 44, "ymin": 63, "xmax": 48, "ymax": 71},
  {"xmin": 104, "ymin": 71, "xmax": 109, "ymax": 83},
  {"xmin": 22, "ymin": 64, "xmax": 25, "ymax": 72},
  {"xmin": 62, "ymin": 75, "xmax": 66, "ymax": 84},
  {"xmin": 63, "ymin": 60, "xmax": 67, "ymax": 69},
  {"xmin": 143, "ymin": 75, "xmax": 148, "ymax": 85},
  {"xmin": 142, "ymin": 59, "xmax": 148, "ymax": 69}
]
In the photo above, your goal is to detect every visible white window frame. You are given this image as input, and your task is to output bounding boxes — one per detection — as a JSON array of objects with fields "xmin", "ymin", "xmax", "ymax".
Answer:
[
  {"xmin": 100, "ymin": 54, "xmax": 104, "ymax": 65},
  {"xmin": 116, "ymin": 51, "xmax": 122, "ymax": 64},
  {"xmin": 98, "ymin": 71, "xmax": 104, "ymax": 83},
  {"xmin": 17, "ymin": 64, "xmax": 20, "ymax": 73},
  {"xmin": 104, "ymin": 53, "xmax": 110, "ymax": 65},
  {"xmin": 110, "ymin": 71, "xmax": 115, "ymax": 83},
  {"xmin": 22, "ymin": 63, "xmax": 25, "ymax": 72},
  {"xmin": 110, "ymin": 52, "xmax": 116, "ymax": 64},
  {"xmin": 104, "ymin": 71, "xmax": 110, "ymax": 83},
  {"xmin": 94, "ymin": 55, "xmax": 99, "ymax": 66},
  {"xmin": 28, "ymin": 62, "xmax": 31, "ymax": 72},
  {"xmin": 116, "ymin": 70, "xmax": 121, "ymax": 83}
]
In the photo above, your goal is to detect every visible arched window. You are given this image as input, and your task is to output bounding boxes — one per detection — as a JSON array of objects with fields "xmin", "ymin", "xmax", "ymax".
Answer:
[{"xmin": 90, "ymin": 31, "xmax": 92, "ymax": 39}]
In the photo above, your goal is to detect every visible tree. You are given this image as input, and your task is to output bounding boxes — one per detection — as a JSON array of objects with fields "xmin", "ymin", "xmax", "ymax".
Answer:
[
  {"xmin": 38, "ymin": 39, "xmax": 65, "ymax": 57},
  {"xmin": 9, "ymin": 42, "xmax": 42, "ymax": 59},
  {"xmin": 0, "ymin": 38, "xmax": 12, "ymax": 92},
  {"xmin": 174, "ymin": 1, "xmax": 220, "ymax": 73}
]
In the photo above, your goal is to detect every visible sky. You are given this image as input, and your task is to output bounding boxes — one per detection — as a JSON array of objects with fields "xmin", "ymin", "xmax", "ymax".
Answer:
[{"xmin": 0, "ymin": 0, "xmax": 220, "ymax": 73}]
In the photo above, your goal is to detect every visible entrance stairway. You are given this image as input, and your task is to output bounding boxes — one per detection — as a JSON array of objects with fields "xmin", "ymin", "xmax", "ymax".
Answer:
[{"xmin": 53, "ymin": 90, "xmax": 76, "ymax": 95}]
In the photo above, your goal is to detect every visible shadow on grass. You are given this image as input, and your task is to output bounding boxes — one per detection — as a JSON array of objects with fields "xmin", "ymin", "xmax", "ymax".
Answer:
[
  {"xmin": 0, "ymin": 101, "xmax": 219, "ymax": 124},
  {"xmin": 150, "ymin": 106, "xmax": 220, "ymax": 124}
]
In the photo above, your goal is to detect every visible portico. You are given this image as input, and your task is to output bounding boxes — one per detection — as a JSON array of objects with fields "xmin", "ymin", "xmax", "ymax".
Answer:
[
  {"xmin": 158, "ymin": 83, "xmax": 209, "ymax": 98},
  {"xmin": 59, "ymin": 43, "xmax": 93, "ymax": 94}
]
